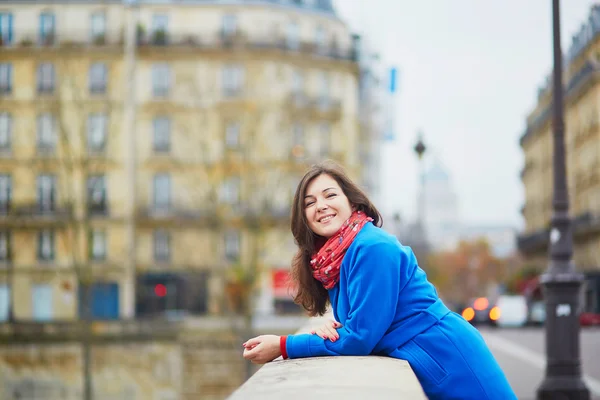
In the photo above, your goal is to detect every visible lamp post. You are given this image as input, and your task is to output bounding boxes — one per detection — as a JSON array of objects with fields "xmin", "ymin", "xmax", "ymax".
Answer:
[
  {"xmin": 536, "ymin": 1, "xmax": 589, "ymax": 399},
  {"xmin": 413, "ymin": 132, "xmax": 426, "ymax": 231},
  {"xmin": 410, "ymin": 132, "xmax": 429, "ymax": 262}
]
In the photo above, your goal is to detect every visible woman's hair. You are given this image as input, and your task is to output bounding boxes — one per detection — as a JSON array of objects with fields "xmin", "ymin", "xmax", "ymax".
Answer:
[{"xmin": 289, "ymin": 160, "xmax": 383, "ymax": 316}]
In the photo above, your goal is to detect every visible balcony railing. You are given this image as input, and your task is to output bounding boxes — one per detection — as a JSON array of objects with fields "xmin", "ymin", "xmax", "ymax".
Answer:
[
  {"xmin": 521, "ymin": 61, "xmax": 600, "ymax": 146},
  {"xmin": 0, "ymin": 203, "xmax": 73, "ymax": 227},
  {"xmin": 287, "ymin": 93, "xmax": 342, "ymax": 118},
  {"xmin": 5, "ymin": 30, "xmax": 358, "ymax": 62},
  {"xmin": 516, "ymin": 228, "xmax": 549, "ymax": 253},
  {"xmin": 136, "ymin": 206, "xmax": 216, "ymax": 226},
  {"xmin": 517, "ymin": 212, "xmax": 600, "ymax": 254},
  {"xmin": 0, "ymin": 319, "xmax": 181, "ymax": 343},
  {"xmin": 87, "ymin": 201, "xmax": 109, "ymax": 217}
]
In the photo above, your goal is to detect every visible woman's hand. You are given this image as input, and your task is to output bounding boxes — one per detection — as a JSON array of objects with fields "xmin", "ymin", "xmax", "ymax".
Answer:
[
  {"xmin": 242, "ymin": 335, "xmax": 282, "ymax": 364},
  {"xmin": 310, "ymin": 320, "xmax": 343, "ymax": 342}
]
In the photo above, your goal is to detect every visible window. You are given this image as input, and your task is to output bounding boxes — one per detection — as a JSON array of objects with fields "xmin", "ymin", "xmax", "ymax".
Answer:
[
  {"xmin": 37, "ymin": 63, "xmax": 55, "ymax": 94},
  {"xmin": 89, "ymin": 63, "xmax": 107, "ymax": 94},
  {"xmin": 89, "ymin": 230, "xmax": 106, "ymax": 261},
  {"xmin": 292, "ymin": 123, "xmax": 304, "ymax": 147},
  {"xmin": 0, "ymin": 284, "xmax": 8, "ymax": 321},
  {"xmin": 32, "ymin": 284, "xmax": 53, "ymax": 321},
  {"xmin": 225, "ymin": 122, "xmax": 240, "ymax": 149},
  {"xmin": 153, "ymin": 117, "xmax": 170, "ymax": 152},
  {"xmin": 0, "ymin": 13, "xmax": 13, "ymax": 46},
  {"xmin": 37, "ymin": 230, "xmax": 55, "ymax": 261},
  {"xmin": 152, "ymin": 63, "xmax": 170, "ymax": 97},
  {"xmin": 0, "ymin": 232, "xmax": 10, "ymax": 261},
  {"xmin": 153, "ymin": 173, "xmax": 171, "ymax": 210},
  {"xmin": 317, "ymin": 0, "xmax": 331, "ymax": 9},
  {"xmin": 37, "ymin": 113, "xmax": 55, "ymax": 152},
  {"xmin": 39, "ymin": 12, "xmax": 55, "ymax": 45},
  {"xmin": 0, "ymin": 175, "xmax": 11, "ymax": 213},
  {"xmin": 319, "ymin": 123, "xmax": 330, "ymax": 157},
  {"xmin": 0, "ymin": 63, "xmax": 12, "ymax": 94},
  {"xmin": 87, "ymin": 113, "xmax": 107, "ymax": 152},
  {"xmin": 0, "ymin": 112, "xmax": 11, "ymax": 151},
  {"xmin": 287, "ymin": 22, "xmax": 299, "ymax": 50},
  {"xmin": 152, "ymin": 14, "xmax": 168, "ymax": 45},
  {"xmin": 222, "ymin": 65, "xmax": 244, "ymax": 97},
  {"xmin": 90, "ymin": 12, "xmax": 106, "ymax": 44},
  {"xmin": 224, "ymin": 230, "xmax": 240, "ymax": 261},
  {"xmin": 315, "ymin": 25, "xmax": 327, "ymax": 53},
  {"xmin": 220, "ymin": 177, "xmax": 240, "ymax": 205},
  {"xmin": 291, "ymin": 123, "xmax": 305, "ymax": 158},
  {"xmin": 292, "ymin": 70, "xmax": 304, "ymax": 95},
  {"xmin": 153, "ymin": 230, "xmax": 170, "ymax": 262},
  {"xmin": 222, "ymin": 14, "xmax": 237, "ymax": 38},
  {"xmin": 87, "ymin": 175, "xmax": 107, "ymax": 215},
  {"xmin": 318, "ymin": 71, "xmax": 330, "ymax": 107},
  {"xmin": 37, "ymin": 174, "xmax": 56, "ymax": 212}
]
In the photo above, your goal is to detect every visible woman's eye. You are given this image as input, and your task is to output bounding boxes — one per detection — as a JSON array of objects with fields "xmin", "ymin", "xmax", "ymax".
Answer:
[
  {"xmin": 326, "ymin": 193, "xmax": 336, "ymax": 198},
  {"xmin": 305, "ymin": 202, "xmax": 314, "ymax": 208}
]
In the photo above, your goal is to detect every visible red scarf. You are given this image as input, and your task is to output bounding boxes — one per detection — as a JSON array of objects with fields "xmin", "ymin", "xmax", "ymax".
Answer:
[{"xmin": 310, "ymin": 210, "xmax": 373, "ymax": 290}]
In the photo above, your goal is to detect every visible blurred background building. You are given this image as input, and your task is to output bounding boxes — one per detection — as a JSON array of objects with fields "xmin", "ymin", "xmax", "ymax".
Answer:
[
  {"xmin": 0, "ymin": 0, "xmax": 384, "ymax": 398},
  {"xmin": 517, "ymin": 4, "xmax": 600, "ymax": 271}
]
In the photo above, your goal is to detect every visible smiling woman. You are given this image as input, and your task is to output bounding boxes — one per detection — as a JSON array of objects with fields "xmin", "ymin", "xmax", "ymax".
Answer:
[
  {"xmin": 242, "ymin": 161, "xmax": 517, "ymax": 400},
  {"xmin": 303, "ymin": 174, "xmax": 354, "ymax": 239}
]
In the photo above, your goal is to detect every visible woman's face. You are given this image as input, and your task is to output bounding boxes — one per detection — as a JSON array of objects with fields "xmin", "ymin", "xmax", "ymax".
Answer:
[{"xmin": 304, "ymin": 173, "xmax": 353, "ymax": 238}]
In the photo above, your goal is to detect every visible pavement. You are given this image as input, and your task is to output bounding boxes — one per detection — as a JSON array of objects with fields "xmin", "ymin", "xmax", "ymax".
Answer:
[{"xmin": 480, "ymin": 327, "xmax": 600, "ymax": 400}]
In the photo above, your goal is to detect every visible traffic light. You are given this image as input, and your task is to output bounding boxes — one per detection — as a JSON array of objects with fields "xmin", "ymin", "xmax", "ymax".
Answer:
[{"xmin": 154, "ymin": 283, "xmax": 167, "ymax": 297}]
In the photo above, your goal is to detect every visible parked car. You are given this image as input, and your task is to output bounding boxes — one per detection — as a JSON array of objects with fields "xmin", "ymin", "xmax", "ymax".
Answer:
[
  {"xmin": 580, "ymin": 312, "xmax": 600, "ymax": 327},
  {"xmin": 528, "ymin": 300, "xmax": 546, "ymax": 326},
  {"xmin": 495, "ymin": 295, "xmax": 528, "ymax": 328},
  {"xmin": 461, "ymin": 297, "xmax": 499, "ymax": 326}
]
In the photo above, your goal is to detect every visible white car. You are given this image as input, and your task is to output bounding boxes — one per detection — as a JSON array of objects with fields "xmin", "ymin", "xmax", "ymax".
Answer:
[{"xmin": 495, "ymin": 295, "xmax": 528, "ymax": 328}]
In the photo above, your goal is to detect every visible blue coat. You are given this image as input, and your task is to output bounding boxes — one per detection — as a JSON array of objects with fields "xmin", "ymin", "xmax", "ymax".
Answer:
[{"xmin": 285, "ymin": 222, "xmax": 517, "ymax": 400}]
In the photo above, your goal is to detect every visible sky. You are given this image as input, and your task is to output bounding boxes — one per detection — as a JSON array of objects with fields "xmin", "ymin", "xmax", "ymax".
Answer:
[{"xmin": 333, "ymin": 0, "xmax": 597, "ymax": 229}]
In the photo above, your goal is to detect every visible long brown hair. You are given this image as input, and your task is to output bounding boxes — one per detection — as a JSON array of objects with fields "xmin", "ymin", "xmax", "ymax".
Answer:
[{"xmin": 290, "ymin": 161, "xmax": 383, "ymax": 316}]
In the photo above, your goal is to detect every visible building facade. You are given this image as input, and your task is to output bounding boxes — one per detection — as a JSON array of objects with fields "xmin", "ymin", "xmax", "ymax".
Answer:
[
  {"xmin": 0, "ymin": 0, "xmax": 365, "ymax": 323},
  {"xmin": 517, "ymin": 4, "xmax": 600, "ymax": 271}
]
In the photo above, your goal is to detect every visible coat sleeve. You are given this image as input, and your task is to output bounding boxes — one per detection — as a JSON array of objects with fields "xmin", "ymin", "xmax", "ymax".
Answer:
[{"xmin": 285, "ymin": 240, "xmax": 409, "ymax": 359}]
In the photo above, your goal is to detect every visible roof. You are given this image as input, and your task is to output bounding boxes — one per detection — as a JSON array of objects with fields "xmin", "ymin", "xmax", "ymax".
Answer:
[{"xmin": 2, "ymin": 0, "xmax": 337, "ymax": 15}]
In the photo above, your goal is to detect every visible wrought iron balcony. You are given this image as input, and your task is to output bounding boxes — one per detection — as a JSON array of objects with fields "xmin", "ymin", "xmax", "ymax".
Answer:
[
  {"xmin": 521, "ymin": 61, "xmax": 600, "ymax": 146},
  {"xmin": 517, "ymin": 212, "xmax": 600, "ymax": 254},
  {"xmin": 0, "ymin": 319, "xmax": 181, "ymax": 344},
  {"xmin": 516, "ymin": 228, "xmax": 549, "ymax": 254},
  {"xmin": 5, "ymin": 30, "xmax": 358, "ymax": 63},
  {"xmin": 286, "ymin": 93, "xmax": 342, "ymax": 119},
  {"xmin": 0, "ymin": 203, "xmax": 73, "ymax": 228},
  {"xmin": 136, "ymin": 206, "xmax": 218, "ymax": 227}
]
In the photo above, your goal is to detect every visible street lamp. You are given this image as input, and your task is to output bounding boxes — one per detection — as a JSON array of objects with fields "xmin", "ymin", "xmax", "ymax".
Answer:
[
  {"xmin": 536, "ymin": 1, "xmax": 590, "ymax": 399},
  {"xmin": 413, "ymin": 132, "xmax": 426, "ymax": 229}
]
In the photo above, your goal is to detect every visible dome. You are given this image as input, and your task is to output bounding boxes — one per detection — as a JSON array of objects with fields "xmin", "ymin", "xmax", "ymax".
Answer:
[{"xmin": 423, "ymin": 161, "xmax": 450, "ymax": 183}]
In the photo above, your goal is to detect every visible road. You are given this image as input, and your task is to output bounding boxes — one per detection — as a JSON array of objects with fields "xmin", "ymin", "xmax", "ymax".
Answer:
[{"xmin": 479, "ymin": 326, "xmax": 600, "ymax": 400}]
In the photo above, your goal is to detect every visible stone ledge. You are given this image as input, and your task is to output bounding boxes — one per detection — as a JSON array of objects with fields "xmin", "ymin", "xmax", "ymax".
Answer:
[
  {"xmin": 228, "ymin": 315, "xmax": 427, "ymax": 400},
  {"xmin": 228, "ymin": 356, "xmax": 427, "ymax": 399}
]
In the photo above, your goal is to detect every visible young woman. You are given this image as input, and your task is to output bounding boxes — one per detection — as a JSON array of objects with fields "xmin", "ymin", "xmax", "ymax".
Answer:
[{"xmin": 242, "ymin": 162, "xmax": 516, "ymax": 400}]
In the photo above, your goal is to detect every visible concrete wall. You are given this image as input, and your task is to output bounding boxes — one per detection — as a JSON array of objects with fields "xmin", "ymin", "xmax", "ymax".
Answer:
[
  {"xmin": 0, "ymin": 332, "xmax": 245, "ymax": 400},
  {"xmin": 228, "ymin": 315, "xmax": 428, "ymax": 400}
]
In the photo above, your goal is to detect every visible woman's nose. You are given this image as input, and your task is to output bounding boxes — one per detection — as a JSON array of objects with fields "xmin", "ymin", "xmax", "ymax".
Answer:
[{"xmin": 316, "ymin": 201, "xmax": 328, "ymax": 211}]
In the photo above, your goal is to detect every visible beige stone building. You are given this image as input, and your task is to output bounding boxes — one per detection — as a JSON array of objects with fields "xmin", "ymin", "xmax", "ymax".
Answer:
[
  {"xmin": 517, "ymin": 5, "xmax": 600, "ymax": 272},
  {"xmin": 0, "ymin": 0, "xmax": 375, "ymax": 397},
  {"xmin": 0, "ymin": 0, "xmax": 367, "ymax": 324}
]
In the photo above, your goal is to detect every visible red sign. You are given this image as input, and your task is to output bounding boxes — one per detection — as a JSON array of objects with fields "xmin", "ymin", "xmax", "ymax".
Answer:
[{"xmin": 272, "ymin": 269, "xmax": 297, "ymax": 299}]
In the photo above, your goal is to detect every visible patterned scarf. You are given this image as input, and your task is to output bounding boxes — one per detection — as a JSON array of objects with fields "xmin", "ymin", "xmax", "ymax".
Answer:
[{"xmin": 310, "ymin": 210, "xmax": 373, "ymax": 290}]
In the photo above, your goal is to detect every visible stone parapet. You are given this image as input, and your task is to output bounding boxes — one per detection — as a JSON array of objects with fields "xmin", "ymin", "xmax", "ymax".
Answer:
[{"xmin": 227, "ymin": 314, "xmax": 427, "ymax": 400}]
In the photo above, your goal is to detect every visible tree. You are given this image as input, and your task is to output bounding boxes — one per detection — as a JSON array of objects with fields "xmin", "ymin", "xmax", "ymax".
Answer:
[{"xmin": 426, "ymin": 238, "xmax": 512, "ymax": 305}]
